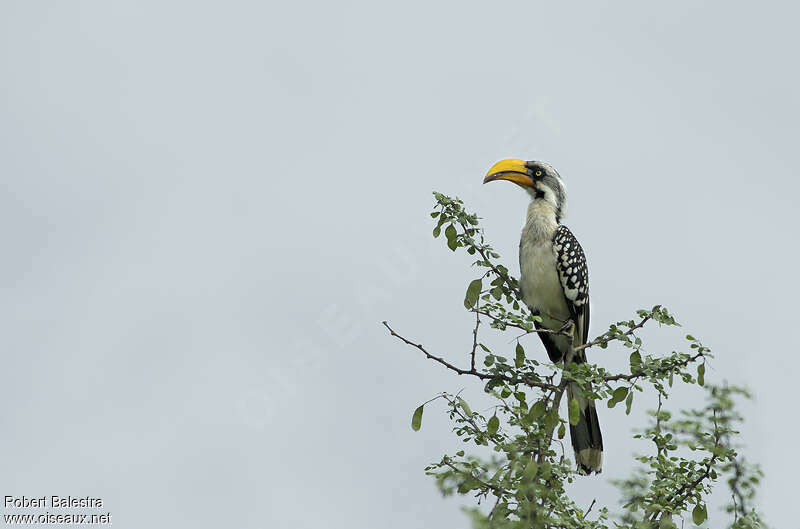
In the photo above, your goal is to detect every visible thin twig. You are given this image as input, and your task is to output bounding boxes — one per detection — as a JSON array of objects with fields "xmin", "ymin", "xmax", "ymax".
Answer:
[
  {"xmin": 441, "ymin": 458, "xmax": 508, "ymax": 496},
  {"xmin": 601, "ymin": 352, "xmax": 705, "ymax": 383},
  {"xmin": 488, "ymin": 494, "xmax": 502, "ymax": 521},
  {"xmin": 457, "ymin": 219, "xmax": 519, "ymax": 298},
  {"xmin": 475, "ymin": 310, "xmax": 568, "ymax": 336},
  {"xmin": 574, "ymin": 311, "xmax": 655, "ymax": 353},
  {"xmin": 382, "ymin": 321, "xmax": 556, "ymax": 391},
  {"xmin": 646, "ymin": 410, "xmax": 722, "ymax": 523},
  {"xmin": 470, "ymin": 309, "xmax": 480, "ymax": 371}
]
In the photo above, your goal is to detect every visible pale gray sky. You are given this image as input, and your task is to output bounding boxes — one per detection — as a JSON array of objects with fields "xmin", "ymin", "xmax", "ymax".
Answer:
[{"xmin": 1, "ymin": 1, "xmax": 797, "ymax": 527}]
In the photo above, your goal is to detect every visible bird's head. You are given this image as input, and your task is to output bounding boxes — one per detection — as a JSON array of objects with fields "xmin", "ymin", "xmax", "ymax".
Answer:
[{"xmin": 483, "ymin": 158, "xmax": 567, "ymax": 221}]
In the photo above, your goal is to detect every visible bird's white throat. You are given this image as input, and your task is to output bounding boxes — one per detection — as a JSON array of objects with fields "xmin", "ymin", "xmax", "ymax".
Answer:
[{"xmin": 524, "ymin": 199, "xmax": 559, "ymax": 242}]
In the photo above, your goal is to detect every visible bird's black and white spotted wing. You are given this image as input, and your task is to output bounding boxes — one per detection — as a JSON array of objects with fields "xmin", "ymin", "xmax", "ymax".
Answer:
[{"xmin": 552, "ymin": 225, "xmax": 590, "ymax": 345}]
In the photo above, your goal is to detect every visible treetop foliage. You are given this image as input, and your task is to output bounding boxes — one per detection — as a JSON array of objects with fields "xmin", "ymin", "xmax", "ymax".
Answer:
[{"xmin": 383, "ymin": 192, "xmax": 766, "ymax": 529}]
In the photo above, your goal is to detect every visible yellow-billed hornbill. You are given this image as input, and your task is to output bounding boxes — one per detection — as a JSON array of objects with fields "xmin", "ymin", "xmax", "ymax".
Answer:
[{"xmin": 484, "ymin": 159, "xmax": 603, "ymax": 474}]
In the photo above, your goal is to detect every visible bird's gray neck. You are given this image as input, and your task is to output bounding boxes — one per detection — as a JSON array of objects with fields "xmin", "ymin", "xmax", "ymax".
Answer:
[{"xmin": 523, "ymin": 199, "xmax": 559, "ymax": 243}]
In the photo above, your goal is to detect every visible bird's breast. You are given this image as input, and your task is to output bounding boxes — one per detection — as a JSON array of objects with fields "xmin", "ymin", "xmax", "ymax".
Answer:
[{"xmin": 519, "ymin": 239, "xmax": 570, "ymax": 323}]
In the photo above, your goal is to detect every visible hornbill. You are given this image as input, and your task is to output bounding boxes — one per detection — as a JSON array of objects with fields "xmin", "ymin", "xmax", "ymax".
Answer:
[{"xmin": 483, "ymin": 159, "xmax": 603, "ymax": 474}]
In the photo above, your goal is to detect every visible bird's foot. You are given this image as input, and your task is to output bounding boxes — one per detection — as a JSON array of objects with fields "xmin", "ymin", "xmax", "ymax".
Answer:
[{"xmin": 557, "ymin": 320, "xmax": 575, "ymax": 335}]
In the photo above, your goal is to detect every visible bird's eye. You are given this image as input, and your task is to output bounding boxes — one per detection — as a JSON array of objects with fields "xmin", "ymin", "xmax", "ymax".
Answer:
[{"xmin": 535, "ymin": 170, "xmax": 543, "ymax": 177}]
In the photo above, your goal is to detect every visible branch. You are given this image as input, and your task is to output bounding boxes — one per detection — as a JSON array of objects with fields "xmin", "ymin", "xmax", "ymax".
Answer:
[
  {"xmin": 574, "ymin": 310, "xmax": 655, "ymax": 353},
  {"xmin": 729, "ymin": 457, "xmax": 746, "ymax": 523},
  {"xmin": 537, "ymin": 381, "xmax": 568, "ymax": 465},
  {"xmin": 645, "ymin": 411, "xmax": 723, "ymax": 523},
  {"xmin": 441, "ymin": 457, "xmax": 508, "ymax": 497},
  {"xmin": 382, "ymin": 321, "xmax": 557, "ymax": 391},
  {"xmin": 654, "ymin": 457, "xmax": 717, "ymax": 524},
  {"xmin": 477, "ymin": 311, "xmax": 575, "ymax": 348},
  {"xmin": 476, "ymin": 310, "xmax": 529, "ymax": 331},
  {"xmin": 457, "ymin": 219, "xmax": 519, "ymax": 299},
  {"xmin": 601, "ymin": 351, "xmax": 705, "ymax": 383},
  {"xmin": 721, "ymin": 418, "xmax": 750, "ymax": 521},
  {"xmin": 584, "ymin": 498, "xmax": 597, "ymax": 518},
  {"xmin": 536, "ymin": 326, "xmax": 575, "ymax": 465},
  {"xmin": 470, "ymin": 310, "xmax": 480, "ymax": 371}
]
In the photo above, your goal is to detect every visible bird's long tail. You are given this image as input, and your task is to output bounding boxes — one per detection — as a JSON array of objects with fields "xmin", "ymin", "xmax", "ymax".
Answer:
[{"xmin": 566, "ymin": 381, "xmax": 603, "ymax": 474}]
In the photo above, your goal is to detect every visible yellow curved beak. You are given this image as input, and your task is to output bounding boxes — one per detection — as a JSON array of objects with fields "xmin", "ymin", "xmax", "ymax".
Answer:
[{"xmin": 483, "ymin": 158, "xmax": 533, "ymax": 187}]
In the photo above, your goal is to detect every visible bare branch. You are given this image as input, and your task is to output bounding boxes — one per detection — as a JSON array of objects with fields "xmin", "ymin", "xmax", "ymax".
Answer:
[
  {"xmin": 382, "ymin": 321, "xmax": 557, "ymax": 391},
  {"xmin": 470, "ymin": 309, "xmax": 480, "ymax": 372}
]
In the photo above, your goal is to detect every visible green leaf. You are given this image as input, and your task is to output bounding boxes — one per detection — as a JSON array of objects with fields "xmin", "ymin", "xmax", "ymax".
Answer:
[
  {"xmin": 544, "ymin": 410, "xmax": 559, "ymax": 432},
  {"xmin": 557, "ymin": 422, "xmax": 566, "ymax": 439},
  {"xmin": 430, "ymin": 211, "xmax": 440, "ymax": 218},
  {"xmin": 524, "ymin": 459, "xmax": 539, "ymax": 479},
  {"xmin": 629, "ymin": 351, "xmax": 642, "ymax": 373},
  {"xmin": 487, "ymin": 415, "xmax": 499, "ymax": 436},
  {"xmin": 458, "ymin": 397, "xmax": 472, "ymax": 416},
  {"xmin": 445, "ymin": 224, "xmax": 458, "ymax": 251},
  {"xmin": 411, "ymin": 405, "xmax": 424, "ymax": 431},
  {"xmin": 569, "ymin": 398, "xmax": 580, "ymax": 426},
  {"xmin": 625, "ymin": 392, "xmax": 633, "ymax": 415},
  {"xmin": 527, "ymin": 400, "xmax": 547, "ymax": 422},
  {"xmin": 457, "ymin": 478, "xmax": 479, "ymax": 494},
  {"xmin": 692, "ymin": 503, "xmax": 707, "ymax": 525},
  {"xmin": 515, "ymin": 343, "xmax": 525, "ymax": 368},
  {"xmin": 697, "ymin": 363, "xmax": 705, "ymax": 386},
  {"xmin": 659, "ymin": 516, "xmax": 677, "ymax": 529},
  {"xmin": 432, "ymin": 226, "xmax": 441, "ymax": 238},
  {"xmin": 612, "ymin": 386, "xmax": 629, "ymax": 403},
  {"xmin": 464, "ymin": 279, "xmax": 482, "ymax": 309},
  {"xmin": 539, "ymin": 461, "xmax": 552, "ymax": 479}
]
